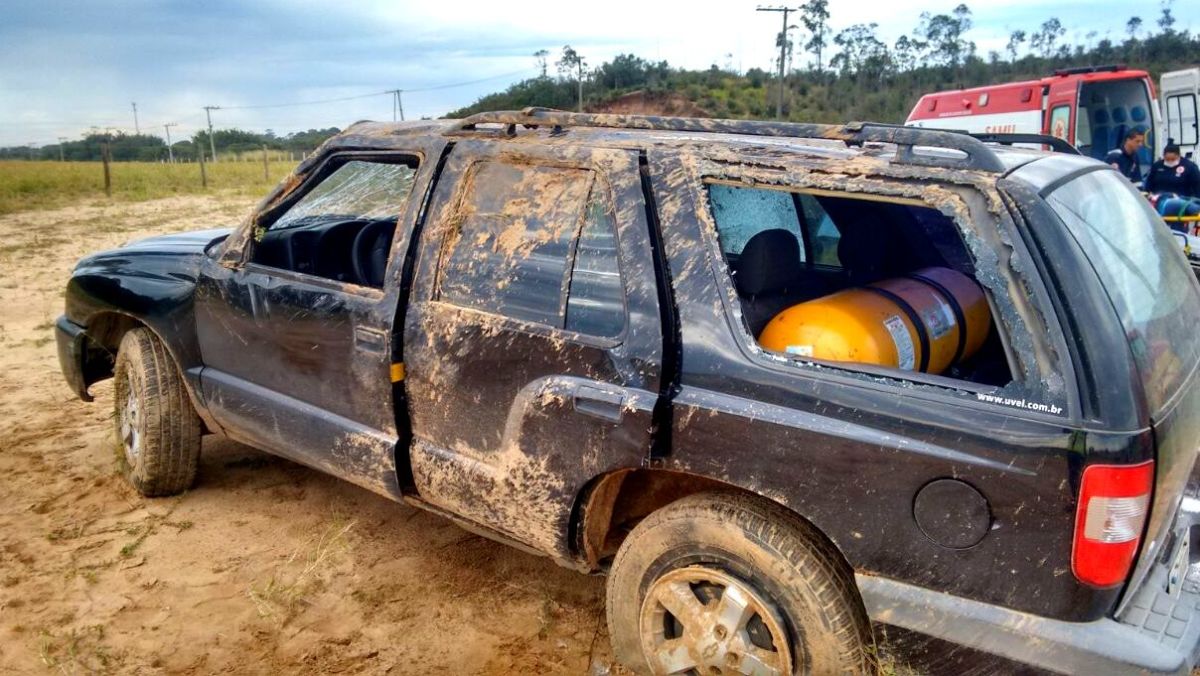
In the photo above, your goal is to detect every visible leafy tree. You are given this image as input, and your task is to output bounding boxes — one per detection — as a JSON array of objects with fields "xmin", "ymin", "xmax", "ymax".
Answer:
[
  {"xmin": 1031, "ymin": 18, "xmax": 1066, "ymax": 58},
  {"xmin": 533, "ymin": 49, "xmax": 550, "ymax": 78},
  {"xmin": 799, "ymin": 0, "xmax": 830, "ymax": 72},
  {"xmin": 893, "ymin": 35, "xmax": 924, "ymax": 72},
  {"xmin": 831, "ymin": 24, "xmax": 890, "ymax": 79},
  {"xmin": 1007, "ymin": 30, "xmax": 1027, "ymax": 61},
  {"xmin": 916, "ymin": 5, "xmax": 974, "ymax": 68},
  {"xmin": 1126, "ymin": 16, "xmax": 1143, "ymax": 40},
  {"xmin": 1158, "ymin": 0, "xmax": 1176, "ymax": 34}
]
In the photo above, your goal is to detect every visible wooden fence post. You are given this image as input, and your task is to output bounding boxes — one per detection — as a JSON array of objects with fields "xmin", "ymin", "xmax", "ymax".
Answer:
[
  {"xmin": 102, "ymin": 142, "xmax": 112, "ymax": 197},
  {"xmin": 198, "ymin": 147, "xmax": 208, "ymax": 188},
  {"xmin": 262, "ymin": 144, "xmax": 269, "ymax": 182}
]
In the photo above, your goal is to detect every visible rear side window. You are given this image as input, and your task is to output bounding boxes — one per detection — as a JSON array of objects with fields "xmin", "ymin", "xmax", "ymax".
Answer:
[
  {"xmin": 437, "ymin": 160, "xmax": 623, "ymax": 335},
  {"xmin": 565, "ymin": 196, "xmax": 624, "ymax": 337},
  {"xmin": 438, "ymin": 161, "xmax": 591, "ymax": 325},
  {"xmin": 708, "ymin": 184, "xmax": 805, "ymax": 261},
  {"xmin": 1046, "ymin": 169, "xmax": 1200, "ymax": 411}
]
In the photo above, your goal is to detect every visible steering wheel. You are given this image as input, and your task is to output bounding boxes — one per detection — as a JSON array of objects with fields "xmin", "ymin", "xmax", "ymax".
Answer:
[{"xmin": 351, "ymin": 220, "xmax": 394, "ymax": 287}]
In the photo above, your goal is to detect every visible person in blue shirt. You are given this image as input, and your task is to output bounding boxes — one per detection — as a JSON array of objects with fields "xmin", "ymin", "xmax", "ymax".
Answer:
[
  {"xmin": 1104, "ymin": 128, "xmax": 1145, "ymax": 182},
  {"xmin": 1144, "ymin": 144, "xmax": 1200, "ymax": 199}
]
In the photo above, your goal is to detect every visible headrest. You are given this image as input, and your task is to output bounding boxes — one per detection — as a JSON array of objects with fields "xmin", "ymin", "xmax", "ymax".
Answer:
[
  {"xmin": 1131, "ymin": 106, "xmax": 1147, "ymax": 122},
  {"xmin": 1111, "ymin": 108, "xmax": 1127, "ymax": 123},
  {"xmin": 735, "ymin": 229, "xmax": 800, "ymax": 296},
  {"xmin": 838, "ymin": 223, "xmax": 891, "ymax": 284},
  {"xmin": 1094, "ymin": 109, "xmax": 1110, "ymax": 124}
]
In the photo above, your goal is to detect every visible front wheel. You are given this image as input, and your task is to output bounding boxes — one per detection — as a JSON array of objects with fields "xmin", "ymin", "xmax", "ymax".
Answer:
[
  {"xmin": 113, "ymin": 328, "xmax": 201, "ymax": 496},
  {"xmin": 606, "ymin": 492, "xmax": 874, "ymax": 675}
]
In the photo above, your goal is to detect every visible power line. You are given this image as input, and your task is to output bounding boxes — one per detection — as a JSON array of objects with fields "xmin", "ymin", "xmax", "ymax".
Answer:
[
  {"xmin": 217, "ymin": 89, "xmax": 392, "ymax": 110},
  {"xmin": 7, "ymin": 67, "xmax": 539, "ymax": 147},
  {"xmin": 403, "ymin": 67, "xmax": 535, "ymax": 93}
]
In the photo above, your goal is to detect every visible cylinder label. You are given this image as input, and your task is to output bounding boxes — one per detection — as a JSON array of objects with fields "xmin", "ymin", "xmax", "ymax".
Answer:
[
  {"xmin": 883, "ymin": 315, "xmax": 916, "ymax": 370},
  {"xmin": 923, "ymin": 296, "xmax": 957, "ymax": 340}
]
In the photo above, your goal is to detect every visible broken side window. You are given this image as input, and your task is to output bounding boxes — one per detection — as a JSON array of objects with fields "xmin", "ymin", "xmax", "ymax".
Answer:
[
  {"xmin": 273, "ymin": 160, "xmax": 416, "ymax": 230},
  {"xmin": 250, "ymin": 157, "xmax": 418, "ymax": 288},
  {"xmin": 703, "ymin": 180, "xmax": 1014, "ymax": 389}
]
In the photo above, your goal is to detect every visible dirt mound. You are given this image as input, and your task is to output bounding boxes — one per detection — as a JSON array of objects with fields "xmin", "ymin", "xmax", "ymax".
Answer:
[{"xmin": 587, "ymin": 90, "xmax": 709, "ymax": 117}]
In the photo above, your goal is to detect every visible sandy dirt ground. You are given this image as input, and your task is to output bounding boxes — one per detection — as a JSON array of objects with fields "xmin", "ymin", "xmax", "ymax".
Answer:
[{"xmin": 0, "ymin": 193, "xmax": 625, "ymax": 675}]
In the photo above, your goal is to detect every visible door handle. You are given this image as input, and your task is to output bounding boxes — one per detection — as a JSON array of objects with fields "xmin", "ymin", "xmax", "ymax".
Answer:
[
  {"xmin": 354, "ymin": 326, "xmax": 387, "ymax": 354},
  {"xmin": 573, "ymin": 385, "xmax": 626, "ymax": 423}
]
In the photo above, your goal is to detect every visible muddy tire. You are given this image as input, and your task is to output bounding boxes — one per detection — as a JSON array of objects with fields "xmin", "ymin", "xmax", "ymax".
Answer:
[
  {"xmin": 113, "ymin": 328, "xmax": 201, "ymax": 497},
  {"xmin": 606, "ymin": 492, "xmax": 873, "ymax": 675}
]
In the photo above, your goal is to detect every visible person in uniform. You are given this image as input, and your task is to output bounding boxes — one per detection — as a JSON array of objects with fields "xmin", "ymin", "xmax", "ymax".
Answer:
[
  {"xmin": 1105, "ymin": 128, "xmax": 1145, "ymax": 182},
  {"xmin": 1145, "ymin": 144, "xmax": 1200, "ymax": 198}
]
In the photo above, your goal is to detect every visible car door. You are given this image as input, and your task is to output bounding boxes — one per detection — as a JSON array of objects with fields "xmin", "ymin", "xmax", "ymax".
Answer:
[
  {"xmin": 402, "ymin": 139, "xmax": 664, "ymax": 557},
  {"xmin": 1044, "ymin": 79, "xmax": 1078, "ymax": 145},
  {"xmin": 1162, "ymin": 69, "xmax": 1200, "ymax": 158},
  {"xmin": 195, "ymin": 141, "xmax": 445, "ymax": 499}
]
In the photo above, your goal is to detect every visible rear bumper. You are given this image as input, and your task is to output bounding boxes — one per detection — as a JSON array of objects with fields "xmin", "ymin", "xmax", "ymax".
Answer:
[
  {"xmin": 1112, "ymin": 493, "xmax": 1200, "ymax": 668},
  {"xmin": 859, "ymin": 573, "xmax": 1198, "ymax": 675},
  {"xmin": 55, "ymin": 316, "xmax": 93, "ymax": 402}
]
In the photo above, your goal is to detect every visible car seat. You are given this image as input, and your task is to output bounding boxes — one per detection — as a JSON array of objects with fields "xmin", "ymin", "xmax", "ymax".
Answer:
[
  {"xmin": 735, "ymin": 229, "xmax": 806, "ymax": 336},
  {"xmin": 1091, "ymin": 109, "xmax": 1111, "ymax": 159}
]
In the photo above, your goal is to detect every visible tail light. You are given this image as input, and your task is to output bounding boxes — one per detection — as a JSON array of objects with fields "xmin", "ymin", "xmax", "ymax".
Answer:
[{"xmin": 1072, "ymin": 461, "xmax": 1154, "ymax": 587}]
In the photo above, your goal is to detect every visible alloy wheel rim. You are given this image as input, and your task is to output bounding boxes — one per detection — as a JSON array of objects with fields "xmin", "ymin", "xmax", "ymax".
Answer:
[
  {"xmin": 639, "ymin": 565, "xmax": 793, "ymax": 676},
  {"xmin": 120, "ymin": 385, "xmax": 140, "ymax": 465}
]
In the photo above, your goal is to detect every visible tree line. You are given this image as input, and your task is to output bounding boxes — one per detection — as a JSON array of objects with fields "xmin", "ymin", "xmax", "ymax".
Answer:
[
  {"xmin": 0, "ymin": 127, "xmax": 341, "ymax": 162},
  {"xmin": 449, "ymin": 1, "xmax": 1198, "ymax": 125}
]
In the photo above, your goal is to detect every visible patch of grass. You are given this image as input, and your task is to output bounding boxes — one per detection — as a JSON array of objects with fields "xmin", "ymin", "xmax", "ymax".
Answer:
[
  {"xmin": 248, "ymin": 520, "xmax": 355, "ymax": 625},
  {"xmin": 38, "ymin": 625, "xmax": 118, "ymax": 674},
  {"xmin": 0, "ymin": 160, "xmax": 296, "ymax": 215}
]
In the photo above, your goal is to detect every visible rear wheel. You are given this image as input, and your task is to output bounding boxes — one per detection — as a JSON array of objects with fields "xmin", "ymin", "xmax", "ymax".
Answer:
[
  {"xmin": 113, "ymin": 328, "xmax": 201, "ymax": 496},
  {"xmin": 606, "ymin": 492, "xmax": 873, "ymax": 675}
]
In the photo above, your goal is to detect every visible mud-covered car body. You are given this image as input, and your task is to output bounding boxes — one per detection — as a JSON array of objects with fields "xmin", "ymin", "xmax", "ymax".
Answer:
[{"xmin": 57, "ymin": 110, "xmax": 1200, "ymax": 674}]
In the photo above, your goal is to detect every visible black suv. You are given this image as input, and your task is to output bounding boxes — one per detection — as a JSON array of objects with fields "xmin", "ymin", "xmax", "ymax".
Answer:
[{"xmin": 56, "ymin": 109, "xmax": 1200, "ymax": 674}]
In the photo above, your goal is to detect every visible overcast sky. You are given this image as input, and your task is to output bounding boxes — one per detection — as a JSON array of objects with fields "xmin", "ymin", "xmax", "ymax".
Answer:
[{"xmin": 1, "ymin": 0, "xmax": 1196, "ymax": 147}]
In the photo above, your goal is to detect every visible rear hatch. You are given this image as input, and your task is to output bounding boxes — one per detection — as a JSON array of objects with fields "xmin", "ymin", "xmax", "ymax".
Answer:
[{"xmin": 1043, "ymin": 167, "xmax": 1200, "ymax": 600}]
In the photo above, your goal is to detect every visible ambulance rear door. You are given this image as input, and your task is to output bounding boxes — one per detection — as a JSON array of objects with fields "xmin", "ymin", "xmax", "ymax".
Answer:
[{"xmin": 1162, "ymin": 68, "xmax": 1200, "ymax": 159}]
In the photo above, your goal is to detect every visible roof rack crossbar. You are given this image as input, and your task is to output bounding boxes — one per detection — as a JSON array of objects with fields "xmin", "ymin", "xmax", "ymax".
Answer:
[
  {"xmin": 969, "ymin": 132, "xmax": 1081, "ymax": 155},
  {"xmin": 454, "ymin": 107, "xmax": 1008, "ymax": 173}
]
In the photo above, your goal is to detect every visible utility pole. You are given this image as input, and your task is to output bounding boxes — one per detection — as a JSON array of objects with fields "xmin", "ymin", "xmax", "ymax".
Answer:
[
  {"xmin": 57, "ymin": 137, "xmax": 67, "ymax": 162},
  {"xmin": 577, "ymin": 58, "xmax": 585, "ymax": 112},
  {"xmin": 757, "ymin": 6, "xmax": 798, "ymax": 120},
  {"xmin": 390, "ymin": 90, "xmax": 405, "ymax": 121},
  {"xmin": 163, "ymin": 123, "xmax": 178, "ymax": 163},
  {"xmin": 203, "ymin": 105, "xmax": 219, "ymax": 163},
  {"xmin": 132, "ymin": 102, "xmax": 139, "ymax": 135}
]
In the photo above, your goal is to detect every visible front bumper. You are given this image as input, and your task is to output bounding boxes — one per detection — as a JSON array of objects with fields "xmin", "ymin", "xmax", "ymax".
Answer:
[
  {"xmin": 55, "ymin": 315, "xmax": 93, "ymax": 401},
  {"xmin": 859, "ymin": 572, "xmax": 1199, "ymax": 675}
]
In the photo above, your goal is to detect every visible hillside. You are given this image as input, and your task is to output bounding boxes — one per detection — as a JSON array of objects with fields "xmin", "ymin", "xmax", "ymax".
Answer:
[{"xmin": 448, "ymin": 11, "xmax": 1200, "ymax": 124}]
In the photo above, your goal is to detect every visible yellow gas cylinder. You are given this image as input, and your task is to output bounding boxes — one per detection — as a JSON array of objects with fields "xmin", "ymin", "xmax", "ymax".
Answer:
[{"xmin": 758, "ymin": 267, "xmax": 991, "ymax": 375}]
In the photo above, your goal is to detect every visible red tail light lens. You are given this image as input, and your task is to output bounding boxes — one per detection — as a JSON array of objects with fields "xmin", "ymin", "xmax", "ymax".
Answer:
[{"xmin": 1072, "ymin": 461, "xmax": 1154, "ymax": 587}]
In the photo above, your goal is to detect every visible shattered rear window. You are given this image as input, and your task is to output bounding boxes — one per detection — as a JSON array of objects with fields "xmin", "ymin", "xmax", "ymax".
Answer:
[{"xmin": 1046, "ymin": 169, "xmax": 1200, "ymax": 412}]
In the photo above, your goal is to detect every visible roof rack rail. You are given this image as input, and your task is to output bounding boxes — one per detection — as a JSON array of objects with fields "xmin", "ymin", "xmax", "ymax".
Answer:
[
  {"xmin": 1052, "ymin": 64, "xmax": 1126, "ymax": 76},
  {"xmin": 970, "ymin": 132, "xmax": 1081, "ymax": 155},
  {"xmin": 454, "ymin": 107, "xmax": 1008, "ymax": 173}
]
